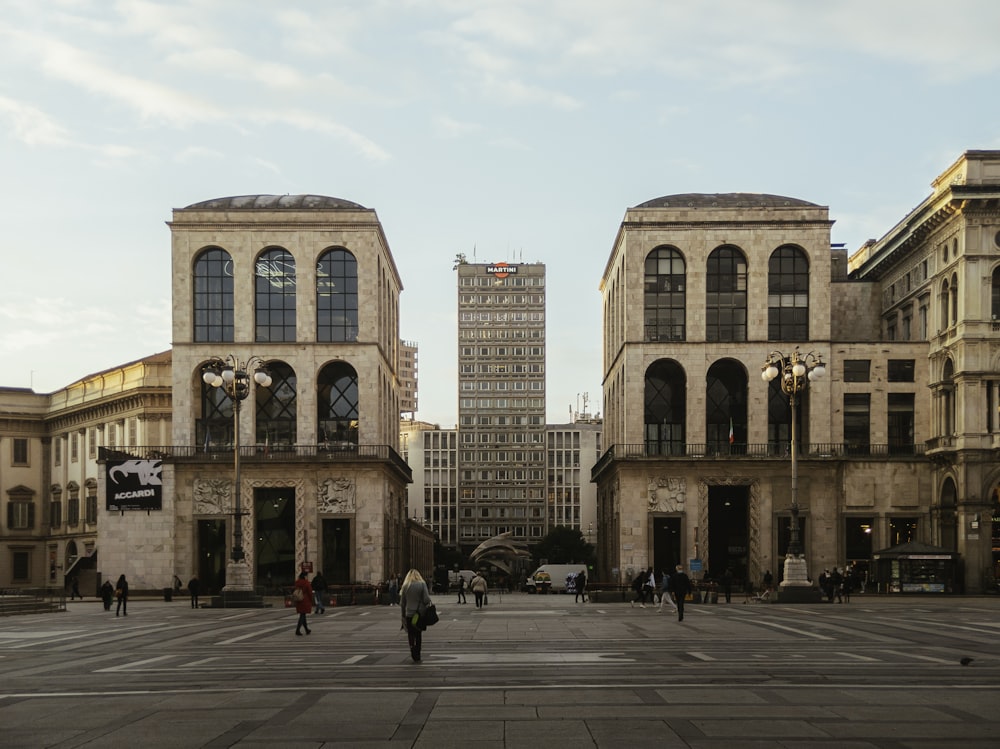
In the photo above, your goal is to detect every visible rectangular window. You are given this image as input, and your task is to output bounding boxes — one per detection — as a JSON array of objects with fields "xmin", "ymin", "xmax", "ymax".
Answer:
[
  {"xmin": 8, "ymin": 501, "xmax": 34, "ymax": 530},
  {"xmin": 89, "ymin": 428, "xmax": 98, "ymax": 459},
  {"xmin": 49, "ymin": 500, "xmax": 62, "ymax": 528},
  {"xmin": 68, "ymin": 498, "xmax": 80, "ymax": 526},
  {"xmin": 12, "ymin": 551, "xmax": 31, "ymax": 581},
  {"xmin": 843, "ymin": 394, "xmax": 871, "ymax": 455},
  {"xmin": 888, "ymin": 393, "xmax": 915, "ymax": 455},
  {"xmin": 86, "ymin": 495, "xmax": 98, "ymax": 524},
  {"xmin": 54, "ymin": 437, "xmax": 62, "ymax": 466},
  {"xmin": 71, "ymin": 433, "xmax": 79, "ymax": 462},
  {"xmin": 843, "ymin": 360, "xmax": 871, "ymax": 382},
  {"xmin": 887, "ymin": 360, "xmax": 915, "ymax": 382},
  {"xmin": 889, "ymin": 517, "xmax": 918, "ymax": 545},
  {"xmin": 844, "ymin": 517, "xmax": 874, "ymax": 563},
  {"xmin": 12, "ymin": 438, "xmax": 28, "ymax": 465}
]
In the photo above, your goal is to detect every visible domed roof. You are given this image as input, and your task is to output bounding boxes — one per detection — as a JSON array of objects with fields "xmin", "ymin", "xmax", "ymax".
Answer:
[
  {"xmin": 182, "ymin": 194, "xmax": 367, "ymax": 210},
  {"xmin": 635, "ymin": 193, "xmax": 819, "ymax": 209}
]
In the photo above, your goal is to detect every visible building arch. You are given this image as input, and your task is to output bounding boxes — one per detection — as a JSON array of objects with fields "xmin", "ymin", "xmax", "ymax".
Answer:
[
  {"xmin": 317, "ymin": 247, "xmax": 359, "ymax": 342},
  {"xmin": 643, "ymin": 246, "xmax": 686, "ymax": 342},
  {"xmin": 318, "ymin": 361, "xmax": 359, "ymax": 446},
  {"xmin": 706, "ymin": 245, "xmax": 747, "ymax": 342},
  {"xmin": 767, "ymin": 245, "xmax": 809, "ymax": 341},
  {"xmin": 193, "ymin": 247, "xmax": 234, "ymax": 343},
  {"xmin": 706, "ymin": 358, "xmax": 748, "ymax": 450},
  {"xmin": 255, "ymin": 247, "xmax": 296, "ymax": 342},
  {"xmin": 644, "ymin": 359, "xmax": 686, "ymax": 455},
  {"xmin": 257, "ymin": 360, "xmax": 297, "ymax": 445}
]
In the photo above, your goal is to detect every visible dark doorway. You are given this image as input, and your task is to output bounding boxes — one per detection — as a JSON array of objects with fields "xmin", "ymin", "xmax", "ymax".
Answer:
[
  {"xmin": 708, "ymin": 486, "xmax": 749, "ymax": 584},
  {"xmin": 254, "ymin": 487, "xmax": 296, "ymax": 593},
  {"xmin": 652, "ymin": 516, "xmax": 682, "ymax": 578},
  {"xmin": 322, "ymin": 518, "xmax": 352, "ymax": 583},
  {"xmin": 197, "ymin": 519, "xmax": 227, "ymax": 594}
]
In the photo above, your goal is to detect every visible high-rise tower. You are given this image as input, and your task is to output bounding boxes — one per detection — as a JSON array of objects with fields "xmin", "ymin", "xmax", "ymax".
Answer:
[{"xmin": 456, "ymin": 261, "xmax": 546, "ymax": 551}]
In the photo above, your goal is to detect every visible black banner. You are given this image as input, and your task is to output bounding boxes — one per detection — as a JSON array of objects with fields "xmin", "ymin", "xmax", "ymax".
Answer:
[{"xmin": 106, "ymin": 459, "xmax": 163, "ymax": 511}]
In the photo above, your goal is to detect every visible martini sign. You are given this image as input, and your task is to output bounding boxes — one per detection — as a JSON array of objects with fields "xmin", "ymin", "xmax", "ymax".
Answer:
[{"xmin": 487, "ymin": 262, "xmax": 518, "ymax": 278}]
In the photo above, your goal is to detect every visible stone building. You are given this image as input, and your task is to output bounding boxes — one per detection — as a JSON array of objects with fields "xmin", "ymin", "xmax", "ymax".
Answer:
[
  {"xmin": 0, "ymin": 353, "xmax": 171, "ymax": 593},
  {"xmin": 160, "ymin": 195, "xmax": 411, "ymax": 594},
  {"xmin": 594, "ymin": 151, "xmax": 1000, "ymax": 594}
]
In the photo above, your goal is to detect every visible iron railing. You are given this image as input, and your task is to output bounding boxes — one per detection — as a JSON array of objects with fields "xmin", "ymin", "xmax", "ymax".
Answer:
[
  {"xmin": 100, "ymin": 444, "xmax": 412, "ymax": 481},
  {"xmin": 593, "ymin": 442, "xmax": 928, "ymax": 477}
]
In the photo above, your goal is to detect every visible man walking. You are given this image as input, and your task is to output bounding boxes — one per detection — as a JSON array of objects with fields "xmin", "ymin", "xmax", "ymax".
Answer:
[
  {"xmin": 658, "ymin": 570, "xmax": 678, "ymax": 614},
  {"xmin": 670, "ymin": 565, "xmax": 692, "ymax": 622}
]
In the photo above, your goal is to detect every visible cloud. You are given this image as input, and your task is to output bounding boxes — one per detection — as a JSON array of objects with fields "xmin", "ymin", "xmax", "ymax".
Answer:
[
  {"xmin": 433, "ymin": 115, "xmax": 484, "ymax": 138},
  {"xmin": 249, "ymin": 109, "xmax": 391, "ymax": 162},
  {"xmin": 0, "ymin": 95, "xmax": 72, "ymax": 146}
]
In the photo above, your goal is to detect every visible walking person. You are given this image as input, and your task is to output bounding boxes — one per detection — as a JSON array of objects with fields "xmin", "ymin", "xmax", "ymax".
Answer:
[
  {"xmin": 115, "ymin": 574, "xmax": 129, "ymax": 617},
  {"xmin": 722, "ymin": 568, "xmax": 734, "ymax": 604},
  {"xmin": 658, "ymin": 570, "xmax": 678, "ymax": 613},
  {"xmin": 575, "ymin": 570, "xmax": 588, "ymax": 603},
  {"xmin": 470, "ymin": 572, "xmax": 488, "ymax": 609},
  {"xmin": 69, "ymin": 577, "xmax": 82, "ymax": 600},
  {"xmin": 400, "ymin": 568, "xmax": 431, "ymax": 662},
  {"xmin": 293, "ymin": 571, "xmax": 313, "ymax": 635},
  {"xmin": 100, "ymin": 579, "xmax": 114, "ymax": 611},
  {"xmin": 630, "ymin": 570, "xmax": 646, "ymax": 607},
  {"xmin": 312, "ymin": 571, "xmax": 327, "ymax": 613},
  {"xmin": 670, "ymin": 565, "xmax": 692, "ymax": 622},
  {"xmin": 643, "ymin": 567, "xmax": 656, "ymax": 604},
  {"xmin": 456, "ymin": 576, "xmax": 467, "ymax": 604},
  {"xmin": 187, "ymin": 575, "xmax": 201, "ymax": 609}
]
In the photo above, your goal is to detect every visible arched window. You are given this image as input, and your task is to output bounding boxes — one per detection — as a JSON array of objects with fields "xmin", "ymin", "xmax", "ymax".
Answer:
[
  {"xmin": 643, "ymin": 247, "xmax": 686, "ymax": 342},
  {"xmin": 950, "ymin": 272, "xmax": 958, "ymax": 326},
  {"xmin": 706, "ymin": 246, "xmax": 747, "ymax": 342},
  {"xmin": 318, "ymin": 362, "xmax": 359, "ymax": 446},
  {"xmin": 317, "ymin": 248, "xmax": 359, "ymax": 342},
  {"xmin": 193, "ymin": 247, "xmax": 234, "ymax": 342},
  {"xmin": 767, "ymin": 245, "xmax": 809, "ymax": 341},
  {"xmin": 199, "ymin": 366, "xmax": 235, "ymax": 447},
  {"xmin": 256, "ymin": 361, "xmax": 297, "ymax": 445},
  {"xmin": 942, "ymin": 359, "xmax": 955, "ymax": 436},
  {"xmin": 992, "ymin": 267, "xmax": 1000, "ymax": 321},
  {"xmin": 706, "ymin": 359, "xmax": 747, "ymax": 453},
  {"xmin": 940, "ymin": 279, "xmax": 950, "ymax": 329},
  {"xmin": 644, "ymin": 359, "xmax": 686, "ymax": 455},
  {"xmin": 255, "ymin": 248, "xmax": 296, "ymax": 342}
]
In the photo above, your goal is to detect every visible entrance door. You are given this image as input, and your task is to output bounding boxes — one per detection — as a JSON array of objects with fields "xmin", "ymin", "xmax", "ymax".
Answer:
[
  {"xmin": 322, "ymin": 518, "xmax": 352, "ymax": 584},
  {"xmin": 197, "ymin": 519, "xmax": 227, "ymax": 594},
  {"xmin": 652, "ymin": 516, "xmax": 682, "ymax": 578},
  {"xmin": 254, "ymin": 487, "xmax": 296, "ymax": 593},
  {"xmin": 708, "ymin": 486, "xmax": 749, "ymax": 584}
]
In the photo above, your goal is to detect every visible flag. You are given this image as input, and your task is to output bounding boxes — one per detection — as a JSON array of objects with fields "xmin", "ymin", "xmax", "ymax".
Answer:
[
  {"xmin": 729, "ymin": 418, "xmax": 734, "ymax": 445},
  {"xmin": 204, "ymin": 427, "xmax": 211, "ymax": 452},
  {"xmin": 264, "ymin": 431, "xmax": 269, "ymax": 458}
]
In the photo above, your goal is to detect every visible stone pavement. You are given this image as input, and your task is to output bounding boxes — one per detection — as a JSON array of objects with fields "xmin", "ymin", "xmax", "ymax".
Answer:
[{"xmin": 0, "ymin": 591, "xmax": 998, "ymax": 747}]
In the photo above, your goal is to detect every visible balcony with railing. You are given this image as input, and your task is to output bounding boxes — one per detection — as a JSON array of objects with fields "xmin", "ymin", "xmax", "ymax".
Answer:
[
  {"xmin": 592, "ymin": 441, "xmax": 927, "ymax": 479},
  {"xmin": 99, "ymin": 444, "xmax": 412, "ymax": 481}
]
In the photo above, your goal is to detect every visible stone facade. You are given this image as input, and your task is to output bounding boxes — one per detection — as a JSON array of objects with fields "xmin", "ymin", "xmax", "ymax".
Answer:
[{"xmin": 594, "ymin": 183, "xmax": 982, "ymax": 591}]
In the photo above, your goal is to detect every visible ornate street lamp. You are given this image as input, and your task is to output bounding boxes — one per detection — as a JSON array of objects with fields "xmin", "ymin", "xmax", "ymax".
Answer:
[
  {"xmin": 761, "ymin": 347, "xmax": 825, "ymax": 593},
  {"xmin": 202, "ymin": 355, "xmax": 272, "ymax": 591}
]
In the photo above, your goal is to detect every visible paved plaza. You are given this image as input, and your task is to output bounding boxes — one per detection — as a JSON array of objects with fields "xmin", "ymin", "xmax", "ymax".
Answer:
[{"xmin": 0, "ymin": 591, "xmax": 998, "ymax": 748}]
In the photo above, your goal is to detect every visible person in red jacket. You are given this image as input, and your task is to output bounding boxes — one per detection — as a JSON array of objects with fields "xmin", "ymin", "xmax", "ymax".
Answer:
[{"xmin": 293, "ymin": 571, "xmax": 314, "ymax": 636}]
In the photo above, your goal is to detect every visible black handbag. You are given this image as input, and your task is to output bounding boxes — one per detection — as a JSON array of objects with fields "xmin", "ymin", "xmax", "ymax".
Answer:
[{"xmin": 421, "ymin": 603, "xmax": 439, "ymax": 627}]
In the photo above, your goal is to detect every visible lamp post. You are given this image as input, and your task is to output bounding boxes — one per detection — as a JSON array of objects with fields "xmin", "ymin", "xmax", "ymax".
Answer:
[
  {"xmin": 202, "ymin": 355, "xmax": 272, "ymax": 592},
  {"xmin": 761, "ymin": 347, "xmax": 825, "ymax": 594}
]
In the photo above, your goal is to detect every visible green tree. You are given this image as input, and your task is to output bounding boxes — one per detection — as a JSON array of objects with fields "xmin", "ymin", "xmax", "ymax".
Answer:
[{"xmin": 532, "ymin": 525, "xmax": 595, "ymax": 567}]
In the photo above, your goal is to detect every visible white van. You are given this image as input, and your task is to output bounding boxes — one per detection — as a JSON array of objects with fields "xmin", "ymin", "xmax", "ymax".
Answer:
[
  {"xmin": 448, "ymin": 570, "xmax": 478, "ymax": 589},
  {"xmin": 525, "ymin": 564, "xmax": 587, "ymax": 593}
]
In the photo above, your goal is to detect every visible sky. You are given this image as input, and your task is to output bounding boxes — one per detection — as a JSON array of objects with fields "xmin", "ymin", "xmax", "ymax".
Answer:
[{"xmin": 2, "ymin": 0, "xmax": 1000, "ymax": 428}]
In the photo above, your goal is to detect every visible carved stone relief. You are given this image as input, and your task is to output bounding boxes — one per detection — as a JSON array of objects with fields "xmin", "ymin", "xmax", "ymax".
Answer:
[
  {"xmin": 647, "ymin": 476, "xmax": 687, "ymax": 512},
  {"xmin": 318, "ymin": 477, "xmax": 356, "ymax": 514},
  {"xmin": 193, "ymin": 478, "xmax": 230, "ymax": 515}
]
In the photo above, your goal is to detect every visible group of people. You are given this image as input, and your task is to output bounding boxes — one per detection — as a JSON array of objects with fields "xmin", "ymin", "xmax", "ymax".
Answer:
[
  {"xmin": 454, "ymin": 572, "xmax": 489, "ymax": 608},
  {"xmin": 630, "ymin": 566, "xmax": 693, "ymax": 621},
  {"xmin": 99, "ymin": 574, "xmax": 130, "ymax": 615},
  {"xmin": 818, "ymin": 566, "xmax": 861, "ymax": 603}
]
